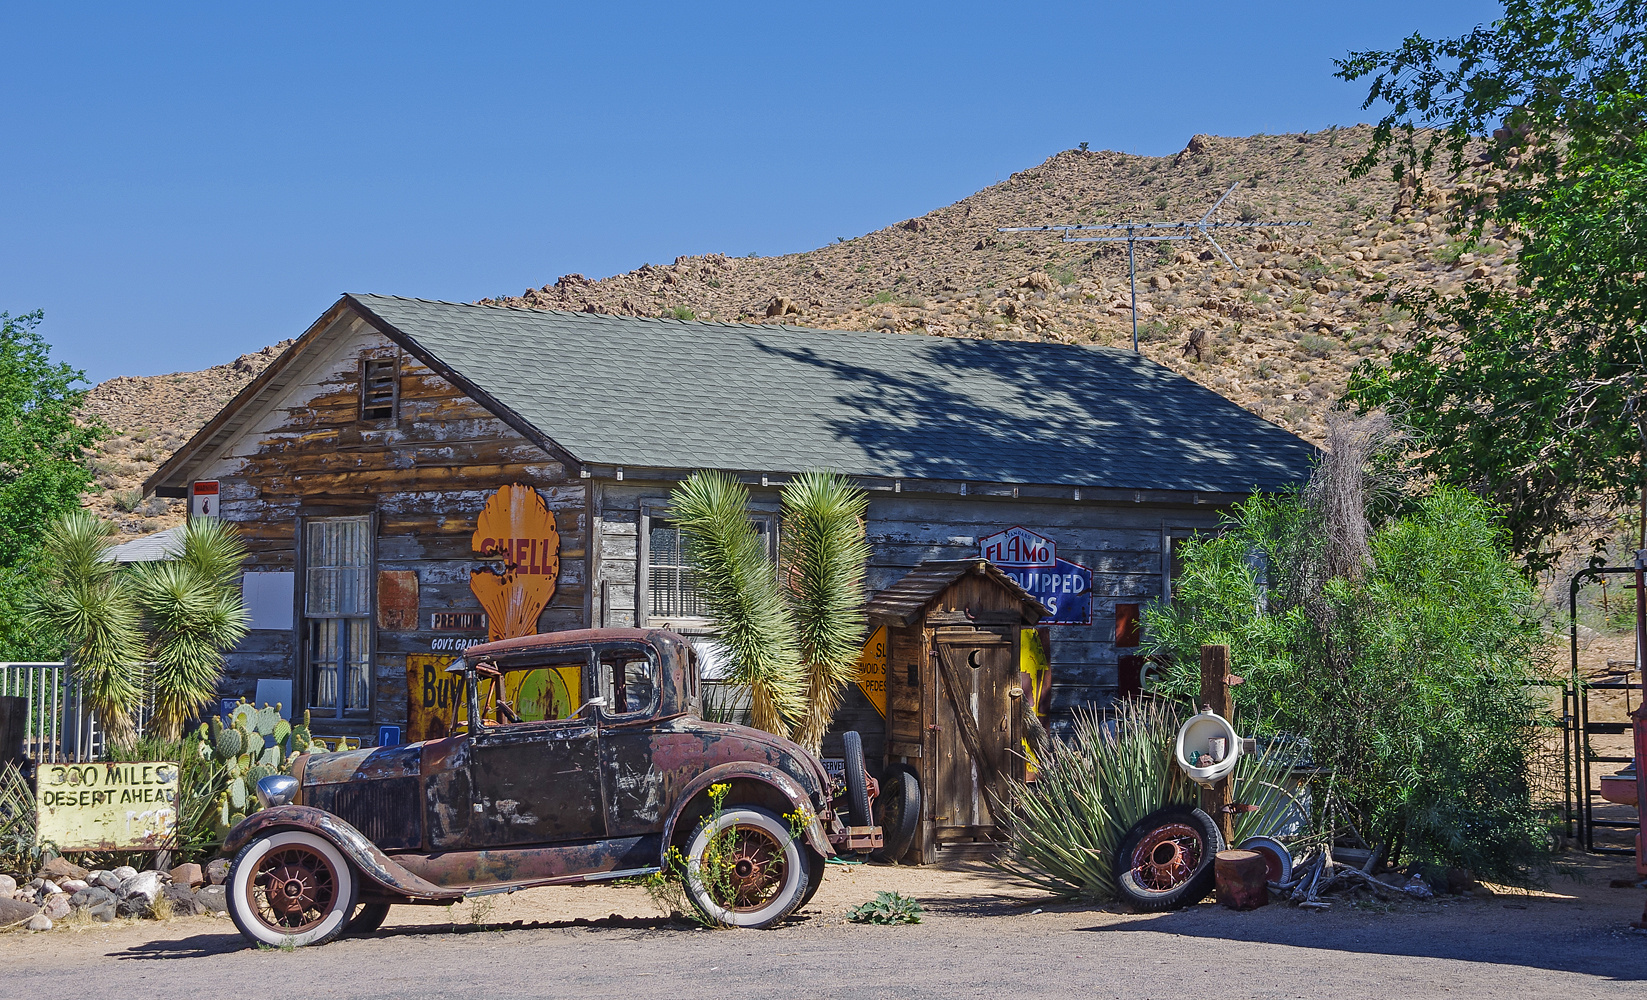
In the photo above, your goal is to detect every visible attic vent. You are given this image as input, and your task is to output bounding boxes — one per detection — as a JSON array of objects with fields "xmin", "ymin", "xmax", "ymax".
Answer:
[{"xmin": 361, "ymin": 358, "xmax": 398, "ymax": 420}]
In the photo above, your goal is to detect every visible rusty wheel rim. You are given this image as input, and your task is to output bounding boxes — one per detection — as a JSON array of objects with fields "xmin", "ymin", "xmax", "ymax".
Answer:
[
  {"xmin": 707, "ymin": 824, "xmax": 787, "ymax": 912},
  {"xmin": 1128, "ymin": 822, "xmax": 1204, "ymax": 894},
  {"xmin": 248, "ymin": 844, "xmax": 339, "ymax": 933}
]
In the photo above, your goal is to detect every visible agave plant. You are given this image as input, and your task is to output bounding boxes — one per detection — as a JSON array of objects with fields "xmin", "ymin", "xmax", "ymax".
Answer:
[
  {"xmin": 25, "ymin": 510, "xmax": 145, "ymax": 748},
  {"xmin": 780, "ymin": 470, "xmax": 870, "ymax": 755},
  {"xmin": 671, "ymin": 471, "xmax": 805, "ymax": 734},
  {"xmin": 133, "ymin": 517, "xmax": 250, "ymax": 739}
]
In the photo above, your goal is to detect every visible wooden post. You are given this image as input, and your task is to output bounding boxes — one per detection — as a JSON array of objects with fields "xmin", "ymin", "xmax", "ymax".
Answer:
[{"xmin": 1199, "ymin": 644, "xmax": 1236, "ymax": 844}]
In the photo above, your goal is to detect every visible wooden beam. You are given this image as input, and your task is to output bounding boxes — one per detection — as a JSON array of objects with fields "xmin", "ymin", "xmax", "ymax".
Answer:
[{"xmin": 1199, "ymin": 643, "xmax": 1236, "ymax": 845}]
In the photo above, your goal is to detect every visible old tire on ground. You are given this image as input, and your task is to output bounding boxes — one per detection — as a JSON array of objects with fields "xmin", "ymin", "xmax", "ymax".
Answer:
[
  {"xmin": 1113, "ymin": 805, "xmax": 1224, "ymax": 912},
  {"xmin": 841, "ymin": 730, "xmax": 872, "ymax": 827},
  {"xmin": 684, "ymin": 805, "xmax": 807, "ymax": 928},
  {"xmin": 346, "ymin": 902, "xmax": 391, "ymax": 935},
  {"xmin": 228, "ymin": 829, "xmax": 359, "ymax": 947},
  {"xmin": 871, "ymin": 765, "xmax": 920, "ymax": 863},
  {"xmin": 799, "ymin": 846, "xmax": 826, "ymax": 908},
  {"xmin": 1238, "ymin": 836, "xmax": 1294, "ymax": 885}
]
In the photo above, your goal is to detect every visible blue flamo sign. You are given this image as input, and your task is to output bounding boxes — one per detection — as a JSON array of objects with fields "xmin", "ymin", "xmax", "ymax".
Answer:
[{"xmin": 979, "ymin": 527, "xmax": 1093, "ymax": 625}]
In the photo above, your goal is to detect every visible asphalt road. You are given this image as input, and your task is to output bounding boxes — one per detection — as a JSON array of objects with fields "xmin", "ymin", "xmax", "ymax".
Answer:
[{"xmin": 7, "ymin": 884, "xmax": 1646, "ymax": 1000}]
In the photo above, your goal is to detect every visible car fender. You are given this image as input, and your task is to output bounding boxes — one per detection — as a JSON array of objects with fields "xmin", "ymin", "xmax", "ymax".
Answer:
[
  {"xmin": 662, "ymin": 761, "xmax": 834, "ymax": 859},
  {"xmin": 221, "ymin": 805, "xmax": 464, "ymax": 903}
]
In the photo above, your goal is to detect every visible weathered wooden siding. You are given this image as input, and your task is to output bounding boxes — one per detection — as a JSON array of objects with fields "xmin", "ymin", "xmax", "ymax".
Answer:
[
  {"xmin": 587, "ymin": 477, "xmax": 1225, "ymax": 743},
  {"xmin": 199, "ymin": 322, "xmax": 584, "ymax": 738}
]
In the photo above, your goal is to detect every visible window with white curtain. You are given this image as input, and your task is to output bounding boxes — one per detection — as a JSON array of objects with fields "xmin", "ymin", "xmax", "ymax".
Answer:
[{"xmin": 304, "ymin": 516, "xmax": 373, "ymax": 715}]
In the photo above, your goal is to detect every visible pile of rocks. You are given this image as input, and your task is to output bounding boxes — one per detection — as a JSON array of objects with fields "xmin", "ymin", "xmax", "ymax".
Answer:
[{"xmin": 0, "ymin": 857, "xmax": 230, "ymax": 932}]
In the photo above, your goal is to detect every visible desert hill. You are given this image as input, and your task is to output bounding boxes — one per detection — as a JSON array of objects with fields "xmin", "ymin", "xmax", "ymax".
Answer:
[{"xmin": 84, "ymin": 125, "xmax": 1507, "ymax": 533}]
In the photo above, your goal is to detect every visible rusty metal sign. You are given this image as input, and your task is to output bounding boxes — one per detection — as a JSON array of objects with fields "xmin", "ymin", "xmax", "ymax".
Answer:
[
  {"xmin": 469, "ymin": 484, "xmax": 560, "ymax": 641},
  {"xmin": 35, "ymin": 761, "xmax": 179, "ymax": 851},
  {"xmin": 855, "ymin": 625, "xmax": 888, "ymax": 717}
]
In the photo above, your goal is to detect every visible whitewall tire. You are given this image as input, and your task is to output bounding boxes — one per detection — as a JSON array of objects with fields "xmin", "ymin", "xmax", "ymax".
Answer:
[
  {"xmin": 228, "ymin": 829, "xmax": 359, "ymax": 947},
  {"xmin": 684, "ymin": 805, "xmax": 807, "ymax": 928}
]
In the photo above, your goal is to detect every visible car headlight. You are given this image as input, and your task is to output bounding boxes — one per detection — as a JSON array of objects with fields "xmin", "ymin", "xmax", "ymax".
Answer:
[{"xmin": 255, "ymin": 774, "xmax": 299, "ymax": 810}]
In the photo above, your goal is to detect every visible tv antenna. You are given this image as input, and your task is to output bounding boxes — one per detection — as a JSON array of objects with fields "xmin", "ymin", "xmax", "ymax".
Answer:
[{"xmin": 1000, "ymin": 181, "xmax": 1312, "ymax": 352}]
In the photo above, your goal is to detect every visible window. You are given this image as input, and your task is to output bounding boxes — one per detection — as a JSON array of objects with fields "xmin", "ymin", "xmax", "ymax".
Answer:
[
  {"xmin": 361, "ymin": 357, "xmax": 398, "ymax": 421},
  {"xmin": 599, "ymin": 646, "xmax": 657, "ymax": 716},
  {"xmin": 641, "ymin": 504, "xmax": 775, "ymax": 627},
  {"xmin": 305, "ymin": 517, "xmax": 373, "ymax": 716}
]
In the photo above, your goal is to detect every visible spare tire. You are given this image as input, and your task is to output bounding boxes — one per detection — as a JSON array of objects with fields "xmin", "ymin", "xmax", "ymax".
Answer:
[
  {"xmin": 1113, "ymin": 805, "xmax": 1224, "ymax": 911},
  {"xmin": 841, "ymin": 731, "xmax": 872, "ymax": 827},
  {"xmin": 871, "ymin": 765, "xmax": 921, "ymax": 863}
]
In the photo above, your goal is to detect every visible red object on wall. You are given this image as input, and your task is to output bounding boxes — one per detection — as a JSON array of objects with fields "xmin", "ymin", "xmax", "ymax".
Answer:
[{"xmin": 1115, "ymin": 603, "xmax": 1141, "ymax": 648}]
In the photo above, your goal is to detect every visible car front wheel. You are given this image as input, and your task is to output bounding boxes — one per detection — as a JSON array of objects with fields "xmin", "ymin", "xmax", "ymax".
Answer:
[
  {"xmin": 228, "ymin": 829, "xmax": 359, "ymax": 947},
  {"xmin": 684, "ymin": 805, "xmax": 807, "ymax": 928}
]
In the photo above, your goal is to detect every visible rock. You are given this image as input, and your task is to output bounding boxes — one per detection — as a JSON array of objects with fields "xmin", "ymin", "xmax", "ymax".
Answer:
[
  {"xmin": 71, "ymin": 886, "xmax": 116, "ymax": 909},
  {"xmin": 41, "ymin": 857, "xmax": 89, "ymax": 882},
  {"xmin": 57, "ymin": 878, "xmax": 87, "ymax": 894},
  {"xmin": 43, "ymin": 893, "xmax": 71, "ymax": 920},
  {"xmin": 27, "ymin": 913, "xmax": 51, "ymax": 932},
  {"xmin": 111, "ymin": 866, "xmax": 138, "ymax": 881},
  {"xmin": 206, "ymin": 858, "xmax": 230, "ymax": 885},
  {"xmin": 168, "ymin": 862, "xmax": 204, "ymax": 888},
  {"xmin": 764, "ymin": 296, "xmax": 800, "ymax": 318},
  {"xmin": 1313, "ymin": 280, "xmax": 1332, "ymax": 294},
  {"xmin": 1017, "ymin": 271, "xmax": 1054, "ymax": 292},
  {"xmin": 195, "ymin": 884, "xmax": 228, "ymax": 914},
  {"xmin": 0, "ymin": 875, "xmax": 14, "ymax": 897},
  {"xmin": 0, "ymin": 896, "xmax": 40, "ymax": 929},
  {"xmin": 163, "ymin": 884, "xmax": 205, "ymax": 916},
  {"xmin": 40, "ymin": 880, "xmax": 61, "ymax": 897},
  {"xmin": 121, "ymin": 870, "xmax": 164, "ymax": 905},
  {"xmin": 91, "ymin": 870, "xmax": 124, "ymax": 892}
]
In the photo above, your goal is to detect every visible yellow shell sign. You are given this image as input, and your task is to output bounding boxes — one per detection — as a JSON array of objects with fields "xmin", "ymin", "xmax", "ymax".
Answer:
[{"xmin": 468, "ymin": 484, "xmax": 560, "ymax": 642}]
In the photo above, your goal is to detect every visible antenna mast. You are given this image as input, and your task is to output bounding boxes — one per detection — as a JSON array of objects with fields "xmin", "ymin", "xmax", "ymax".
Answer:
[{"xmin": 1001, "ymin": 181, "xmax": 1312, "ymax": 352}]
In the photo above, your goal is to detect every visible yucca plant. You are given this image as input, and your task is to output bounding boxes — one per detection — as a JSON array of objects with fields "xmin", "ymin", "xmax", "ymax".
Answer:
[
  {"xmin": 780, "ymin": 470, "xmax": 870, "ymax": 755},
  {"xmin": 26, "ymin": 510, "xmax": 146, "ymax": 748},
  {"xmin": 133, "ymin": 517, "xmax": 250, "ymax": 739},
  {"xmin": 671, "ymin": 471, "xmax": 805, "ymax": 735},
  {"xmin": 996, "ymin": 699, "xmax": 1192, "ymax": 899}
]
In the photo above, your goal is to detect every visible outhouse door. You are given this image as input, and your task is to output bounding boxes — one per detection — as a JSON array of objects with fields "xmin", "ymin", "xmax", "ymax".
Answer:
[{"xmin": 930, "ymin": 627, "xmax": 1022, "ymax": 847}]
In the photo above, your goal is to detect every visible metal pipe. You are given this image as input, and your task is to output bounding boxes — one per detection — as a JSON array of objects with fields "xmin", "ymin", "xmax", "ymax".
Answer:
[{"xmin": 1128, "ymin": 232, "xmax": 1138, "ymax": 352}]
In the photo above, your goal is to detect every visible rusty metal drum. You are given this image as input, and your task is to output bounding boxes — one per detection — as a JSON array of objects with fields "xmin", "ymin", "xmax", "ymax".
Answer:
[{"xmin": 1215, "ymin": 849, "xmax": 1269, "ymax": 910}]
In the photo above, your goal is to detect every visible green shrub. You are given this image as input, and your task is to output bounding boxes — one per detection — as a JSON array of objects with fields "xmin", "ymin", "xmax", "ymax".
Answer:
[
  {"xmin": 848, "ymin": 891, "xmax": 923, "ymax": 924},
  {"xmin": 1144, "ymin": 485, "xmax": 1556, "ymax": 883},
  {"xmin": 665, "ymin": 306, "xmax": 696, "ymax": 321}
]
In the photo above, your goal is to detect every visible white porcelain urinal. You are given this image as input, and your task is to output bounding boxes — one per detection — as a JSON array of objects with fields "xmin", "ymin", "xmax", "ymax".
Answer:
[{"xmin": 1174, "ymin": 707, "xmax": 1242, "ymax": 787}]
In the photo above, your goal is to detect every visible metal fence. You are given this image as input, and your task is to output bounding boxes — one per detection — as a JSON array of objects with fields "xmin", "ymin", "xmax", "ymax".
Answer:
[{"xmin": 0, "ymin": 661, "xmax": 153, "ymax": 762}]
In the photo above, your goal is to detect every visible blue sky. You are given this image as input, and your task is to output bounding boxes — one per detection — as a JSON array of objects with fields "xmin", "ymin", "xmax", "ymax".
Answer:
[{"xmin": 1, "ymin": 2, "xmax": 1502, "ymax": 384}]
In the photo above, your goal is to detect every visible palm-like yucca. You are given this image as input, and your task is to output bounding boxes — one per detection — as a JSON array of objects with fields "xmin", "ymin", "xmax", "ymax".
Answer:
[
  {"xmin": 780, "ymin": 470, "xmax": 870, "ymax": 755},
  {"xmin": 133, "ymin": 517, "xmax": 249, "ymax": 739},
  {"xmin": 27, "ymin": 510, "xmax": 146, "ymax": 748},
  {"xmin": 671, "ymin": 471, "xmax": 805, "ymax": 735}
]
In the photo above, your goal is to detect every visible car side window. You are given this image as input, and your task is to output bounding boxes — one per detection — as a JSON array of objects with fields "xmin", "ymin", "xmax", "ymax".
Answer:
[
  {"xmin": 599, "ymin": 646, "xmax": 657, "ymax": 716},
  {"xmin": 479, "ymin": 651, "xmax": 592, "ymax": 727}
]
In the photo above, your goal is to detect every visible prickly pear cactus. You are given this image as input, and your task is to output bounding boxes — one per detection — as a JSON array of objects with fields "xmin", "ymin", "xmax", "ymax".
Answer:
[
  {"xmin": 215, "ymin": 725, "xmax": 244, "ymax": 759},
  {"xmin": 246, "ymin": 764, "xmax": 276, "ymax": 784},
  {"xmin": 196, "ymin": 699, "xmax": 319, "ymax": 840},
  {"xmin": 229, "ymin": 776, "xmax": 247, "ymax": 812}
]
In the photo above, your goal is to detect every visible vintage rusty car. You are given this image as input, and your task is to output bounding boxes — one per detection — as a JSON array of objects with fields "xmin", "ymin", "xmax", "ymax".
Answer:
[{"xmin": 221, "ymin": 628, "xmax": 880, "ymax": 946}]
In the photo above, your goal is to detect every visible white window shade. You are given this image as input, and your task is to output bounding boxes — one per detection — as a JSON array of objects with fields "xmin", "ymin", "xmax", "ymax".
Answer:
[
  {"xmin": 242, "ymin": 572, "xmax": 295, "ymax": 630},
  {"xmin": 305, "ymin": 517, "xmax": 371, "ymax": 616}
]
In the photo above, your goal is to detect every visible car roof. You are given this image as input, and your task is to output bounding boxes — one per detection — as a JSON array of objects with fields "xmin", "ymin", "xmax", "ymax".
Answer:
[{"xmin": 463, "ymin": 627, "xmax": 683, "ymax": 661}]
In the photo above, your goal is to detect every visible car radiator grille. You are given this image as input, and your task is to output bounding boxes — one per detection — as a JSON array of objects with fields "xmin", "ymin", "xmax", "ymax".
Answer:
[{"xmin": 308, "ymin": 777, "xmax": 422, "ymax": 850}]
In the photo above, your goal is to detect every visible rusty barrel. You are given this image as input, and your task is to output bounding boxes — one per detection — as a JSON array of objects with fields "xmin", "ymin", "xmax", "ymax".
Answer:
[{"xmin": 1215, "ymin": 849, "xmax": 1269, "ymax": 910}]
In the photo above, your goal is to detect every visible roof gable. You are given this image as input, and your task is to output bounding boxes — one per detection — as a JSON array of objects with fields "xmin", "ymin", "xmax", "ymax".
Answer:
[{"xmin": 346, "ymin": 294, "xmax": 1316, "ymax": 493}]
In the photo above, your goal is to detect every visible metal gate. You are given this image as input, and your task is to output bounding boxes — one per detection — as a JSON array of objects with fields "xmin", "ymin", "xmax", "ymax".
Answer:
[
  {"xmin": 1569, "ymin": 567, "xmax": 1642, "ymax": 855},
  {"xmin": 0, "ymin": 661, "xmax": 154, "ymax": 762}
]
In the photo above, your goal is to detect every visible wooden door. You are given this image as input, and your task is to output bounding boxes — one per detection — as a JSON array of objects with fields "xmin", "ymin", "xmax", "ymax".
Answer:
[{"xmin": 931, "ymin": 628, "xmax": 1020, "ymax": 846}]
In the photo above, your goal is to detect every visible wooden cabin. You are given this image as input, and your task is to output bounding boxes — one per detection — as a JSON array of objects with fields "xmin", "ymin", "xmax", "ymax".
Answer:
[{"xmin": 142, "ymin": 293, "xmax": 1315, "ymax": 759}]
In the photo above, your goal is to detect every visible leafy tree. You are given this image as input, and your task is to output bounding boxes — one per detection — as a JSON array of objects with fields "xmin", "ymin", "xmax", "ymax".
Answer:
[
  {"xmin": 1337, "ymin": 2, "xmax": 1647, "ymax": 566},
  {"xmin": 0, "ymin": 310, "xmax": 103, "ymax": 656},
  {"xmin": 26, "ymin": 511, "xmax": 146, "ymax": 748},
  {"xmin": 780, "ymin": 470, "xmax": 870, "ymax": 755},
  {"xmin": 670, "ymin": 469, "xmax": 871, "ymax": 749},
  {"xmin": 133, "ymin": 517, "xmax": 250, "ymax": 740},
  {"xmin": 671, "ymin": 471, "xmax": 805, "ymax": 735},
  {"xmin": 1145, "ymin": 485, "xmax": 1555, "ymax": 881}
]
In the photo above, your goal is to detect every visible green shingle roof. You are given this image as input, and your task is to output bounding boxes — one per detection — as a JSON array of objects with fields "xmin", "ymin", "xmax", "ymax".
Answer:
[{"xmin": 349, "ymin": 293, "xmax": 1315, "ymax": 493}]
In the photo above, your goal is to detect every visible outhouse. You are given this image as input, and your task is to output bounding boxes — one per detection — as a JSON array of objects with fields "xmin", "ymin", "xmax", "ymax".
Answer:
[{"xmin": 866, "ymin": 559, "xmax": 1049, "ymax": 865}]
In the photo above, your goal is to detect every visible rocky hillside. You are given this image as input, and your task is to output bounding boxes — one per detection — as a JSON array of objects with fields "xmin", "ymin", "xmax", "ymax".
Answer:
[
  {"xmin": 82, "ymin": 343, "xmax": 290, "ymax": 533},
  {"xmin": 85, "ymin": 126, "xmax": 1511, "ymax": 531}
]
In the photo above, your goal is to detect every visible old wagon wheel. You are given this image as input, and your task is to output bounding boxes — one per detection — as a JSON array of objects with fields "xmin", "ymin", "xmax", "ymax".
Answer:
[
  {"xmin": 228, "ymin": 829, "xmax": 359, "ymax": 947},
  {"xmin": 684, "ymin": 805, "xmax": 808, "ymax": 928}
]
